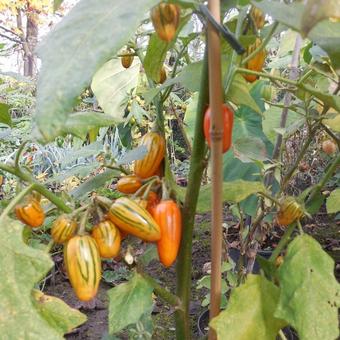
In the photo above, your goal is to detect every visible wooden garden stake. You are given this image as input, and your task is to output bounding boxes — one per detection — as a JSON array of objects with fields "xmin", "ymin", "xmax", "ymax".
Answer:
[{"xmin": 207, "ymin": 0, "xmax": 223, "ymax": 339}]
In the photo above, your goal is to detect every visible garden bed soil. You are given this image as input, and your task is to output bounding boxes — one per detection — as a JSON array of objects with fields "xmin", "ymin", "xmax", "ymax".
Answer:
[{"xmin": 45, "ymin": 210, "xmax": 339, "ymax": 339}]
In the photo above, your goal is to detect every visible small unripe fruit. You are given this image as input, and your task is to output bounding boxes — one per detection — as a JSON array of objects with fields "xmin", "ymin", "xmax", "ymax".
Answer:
[{"xmin": 322, "ymin": 140, "xmax": 337, "ymax": 155}]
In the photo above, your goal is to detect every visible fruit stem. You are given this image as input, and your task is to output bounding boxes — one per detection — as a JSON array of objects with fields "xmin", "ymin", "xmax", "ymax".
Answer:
[
  {"xmin": 0, "ymin": 162, "xmax": 72, "ymax": 213},
  {"xmin": 269, "ymin": 222, "xmax": 296, "ymax": 262},
  {"xmin": 137, "ymin": 268, "xmax": 182, "ymax": 309},
  {"xmin": 14, "ymin": 140, "xmax": 29, "ymax": 169},
  {"xmin": 240, "ymin": 22, "xmax": 279, "ymax": 66},
  {"xmin": 78, "ymin": 206, "xmax": 91, "ymax": 235}
]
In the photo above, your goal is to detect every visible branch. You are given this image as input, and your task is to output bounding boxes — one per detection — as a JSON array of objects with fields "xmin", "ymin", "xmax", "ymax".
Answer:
[
  {"xmin": 0, "ymin": 162, "xmax": 72, "ymax": 213},
  {"xmin": 306, "ymin": 152, "xmax": 340, "ymax": 205},
  {"xmin": 0, "ymin": 25, "xmax": 22, "ymax": 38},
  {"xmin": 138, "ymin": 269, "xmax": 182, "ymax": 309},
  {"xmin": 0, "ymin": 32, "xmax": 21, "ymax": 44}
]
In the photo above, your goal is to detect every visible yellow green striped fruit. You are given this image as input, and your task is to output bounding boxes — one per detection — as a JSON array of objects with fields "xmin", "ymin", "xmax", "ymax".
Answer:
[
  {"xmin": 64, "ymin": 235, "xmax": 101, "ymax": 301},
  {"xmin": 91, "ymin": 220, "xmax": 121, "ymax": 258},
  {"xmin": 277, "ymin": 197, "xmax": 304, "ymax": 226},
  {"xmin": 108, "ymin": 197, "xmax": 161, "ymax": 242},
  {"xmin": 134, "ymin": 132, "xmax": 165, "ymax": 179},
  {"xmin": 51, "ymin": 215, "xmax": 77, "ymax": 244}
]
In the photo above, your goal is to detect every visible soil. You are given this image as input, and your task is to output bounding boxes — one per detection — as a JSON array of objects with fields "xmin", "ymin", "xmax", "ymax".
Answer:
[{"xmin": 43, "ymin": 204, "xmax": 339, "ymax": 340}]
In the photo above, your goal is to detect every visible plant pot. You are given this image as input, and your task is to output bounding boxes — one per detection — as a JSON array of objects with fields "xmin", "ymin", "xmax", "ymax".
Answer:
[
  {"xmin": 229, "ymin": 248, "xmax": 273, "ymax": 274},
  {"xmin": 197, "ymin": 309, "xmax": 209, "ymax": 337}
]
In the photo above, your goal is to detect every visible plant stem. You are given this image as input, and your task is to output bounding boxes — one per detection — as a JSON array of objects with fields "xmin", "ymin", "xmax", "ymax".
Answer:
[
  {"xmin": 240, "ymin": 22, "xmax": 279, "ymax": 66},
  {"xmin": 14, "ymin": 140, "xmax": 29, "ymax": 169},
  {"xmin": 139, "ymin": 270, "xmax": 182, "ymax": 309},
  {"xmin": 0, "ymin": 184, "xmax": 34, "ymax": 219},
  {"xmin": 269, "ymin": 222, "xmax": 296, "ymax": 262},
  {"xmin": 175, "ymin": 47, "xmax": 209, "ymax": 340},
  {"xmin": 0, "ymin": 163, "xmax": 71, "ymax": 213},
  {"xmin": 306, "ymin": 152, "xmax": 340, "ymax": 205},
  {"xmin": 281, "ymin": 126, "xmax": 318, "ymax": 190},
  {"xmin": 235, "ymin": 68, "xmax": 298, "ymax": 87}
]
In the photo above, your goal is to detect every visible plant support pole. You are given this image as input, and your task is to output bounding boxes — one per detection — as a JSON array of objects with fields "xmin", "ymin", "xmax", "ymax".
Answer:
[{"xmin": 207, "ymin": 0, "xmax": 223, "ymax": 338}]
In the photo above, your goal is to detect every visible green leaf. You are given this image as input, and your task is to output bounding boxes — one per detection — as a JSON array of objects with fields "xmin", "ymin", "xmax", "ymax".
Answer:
[
  {"xmin": 138, "ymin": 244, "xmax": 159, "ymax": 266},
  {"xmin": 255, "ymin": 0, "xmax": 340, "ymax": 69},
  {"xmin": 233, "ymin": 136, "xmax": 267, "ymax": 162},
  {"xmin": 32, "ymin": 290, "xmax": 86, "ymax": 334},
  {"xmin": 223, "ymin": 82, "xmax": 272, "ymax": 183},
  {"xmin": 0, "ymin": 102, "xmax": 11, "ymax": 127},
  {"xmin": 143, "ymin": 16, "xmax": 189, "ymax": 82},
  {"xmin": 116, "ymin": 146, "xmax": 148, "ymax": 165},
  {"xmin": 302, "ymin": 84, "xmax": 340, "ymax": 112},
  {"xmin": 308, "ymin": 20, "xmax": 340, "ymax": 70},
  {"xmin": 70, "ymin": 169, "xmax": 120, "ymax": 198},
  {"xmin": 183, "ymin": 91, "xmax": 199, "ymax": 142},
  {"xmin": 35, "ymin": 0, "xmax": 159, "ymax": 142},
  {"xmin": 91, "ymin": 59, "xmax": 140, "ymax": 120},
  {"xmin": 226, "ymin": 74, "xmax": 262, "ymax": 115},
  {"xmin": 0, "ymin": 217, "xmax": 65, "ymax": 338},
  {"xmin": 323, "ymin": 113, "xmax": 340, "ymax": 132},
  {"xmin": 143, "ymin": 62, "xmax": 203, "ymax": 103},
  {"xmin": 108, "ymin": 272, "xmax": 154, "ymax": 334},
  {"xmin": 327, "ymin": 188, "xmax": 340, "ymax": 214},
  {"xmin": 210, "ymin": 275, "xmax": 287, "ymax": 340},
  {"xmin": 144, "ymin": 34, "xmax": 172, "ymax": 83},
  {"xmin": 196, "ymin": 180, "xmax": 265, "ymax": 213},
  {"xmin": 53, "ymin": 0, "xmax": 63, "ymax": 11},
  {"xmin": 300, "ymin": 0, "xmax": 339, "ymax": 37},
  {"xmin": 262, "ymin": 106, "xmax": 302, "ymax": 144},
  {"xmin": 61, "ymin": 111, "xmax": 117, "ymax": 139},
  {"xmin": 275, "ymin": 235, "xmax": 340, "ymax": 340}
]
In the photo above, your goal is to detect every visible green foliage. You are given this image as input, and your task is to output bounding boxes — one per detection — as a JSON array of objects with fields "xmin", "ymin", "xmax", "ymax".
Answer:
[
  {"xmin": 32, "ymin": 290, "xmax": 87, "ymax": 334},
  {"xmin": 275, "ymin": 235, "xmax": 340, "ymax": 340},
  {"xmin": 0, "ymin": 216, "xmax": 86, "ymax": 338},
  {"xmin": 326, "ymin": 188, "xmax": 340, "ymax": 213},
  {"xmin": 0, "ymin": 103, "xmax": 11, "ymax": 126},
  {"xmin": 210, "ymin": 275, "xmax": 287, "ymax": 340},
  {"xmin": 35, "ymin": 0, "xmax": 160, "ymax": 142},
  {"xmin": 91, "ymin": 59, "xmax": 141, "ymax": 120},
  {"xmin": 108, "ymin": 272, "xmax": 154, "ymax": 335},
  {"xmin": 195, "ymin": 180, "xmax": 265, "ymax": 213}
]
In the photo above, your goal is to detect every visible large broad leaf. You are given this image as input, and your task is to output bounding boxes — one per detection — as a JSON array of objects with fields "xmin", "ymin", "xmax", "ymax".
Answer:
[
  {"xmin": 326, "ymin": 188, "xmax": 340, "ymax": 214},
  {"xmin": 70, "ymin": 169, "xmax": 120, "ymax": 198},
  {"xmin": 60, "ymin": 111, "xmax": 117, "ymax": 139},
  {"xmin": 226, "ymin": 74, "xmax": 262, "ymax": 115},
  {"xmin": 35, "ymin": 0, "xmax": 159, "ymax": 142},
  {"xmin": 254, "ymin": 0, "xmax": 340, "ymax": 70},
  {"xmin": 233, "ymin": 136, "xmax": 267, "ymax": 163},
  {"xmin": 91, "ymin": 59, "xmax": 141, "ymax": 120},
  {"xmin": 32, "ymin": 290, "xmax": 86, "ymax": 334},
  {"xmin": 0, "ymin": 102, "xmax": 11, "ymax": 127},
  {"xmin": 196, "ymin": 180, "xmax": 265, "ymax": 213},
  {"xmin": 275, "ymin": 235, "xmax": 340, "ymax": 340},
  {"xmin": 323, "ymin": 112, "xmax": 340, "ymax": 132},
  {"xmin": 262, "ymin": 106, "xmax": 302, "ymax": 144},
  {"xmin": 0, "ymin": 216, "xmax": 85, "ymax": 338},
  {"xmin": 302, "ymin": 83, "xmax": 340, "ymax": 112},
  {"xmin": 143, "ymin": 62, "xmax": 203, "ymax": 103},
  {"xmin": 300, "ymin": 0, "xmax": 340, "ymax": 37},
  {"xmin": 108, "ymin": 272, "xmax": 153, "ymax": 334},
  {"xmin": 143, "ymin": 34, "xmax": 173, "ymax": 83},
  {"xmin": 116, "ymin": 146, "xmax": 147, "ymax": 165},
  {"xmin": 183, "ymin": 91, "xmax": 199, "ymax": 142},
  {"xmin": 210, "ymin": 275, "xmax": 287, "ymax": 340},
  {"xmin": 223, "ymin": 81, "xmax": 272, "ymax": 182}
]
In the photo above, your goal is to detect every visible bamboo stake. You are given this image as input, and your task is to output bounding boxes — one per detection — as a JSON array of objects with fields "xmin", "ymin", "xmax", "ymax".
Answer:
[{"xmin": 207, "ymin": 0, "xmax": 223, "ymax": 339}]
